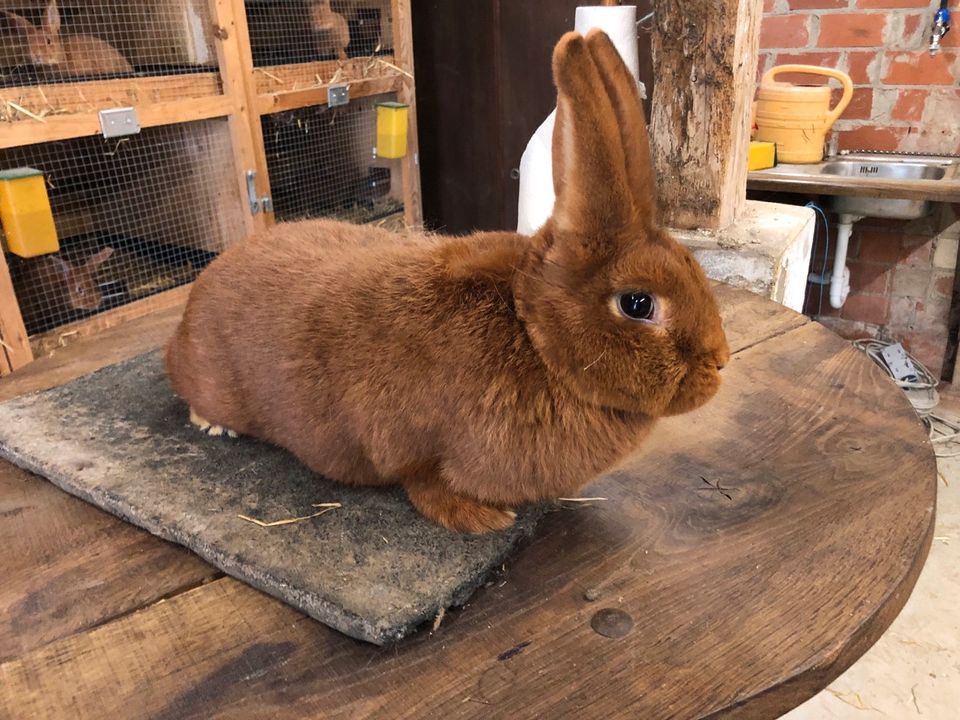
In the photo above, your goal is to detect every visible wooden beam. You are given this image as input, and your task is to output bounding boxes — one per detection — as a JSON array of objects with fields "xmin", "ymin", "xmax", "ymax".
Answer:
[
  {"xmin": 0, "ymin": 251, "xmax": 32, "ymax": 375},
  {"xmin": 0, "ymin": 95, "xmax": 234, "ymax": 149},
  {"xmin": 391, "ymin": 0, "xmax": 423, "ymax": 227},
  {"xmin": 28, "ymin": 285, "xmax": 192, "ymax": 359},
  {"xmin": 256, "ymin": 74, "xmax": 404, "ymax": 115},
  {"xmin": 209, "ymin": 0, "xmax": 273, "ymax": 235},
  {"xmin": 650, "ymin": 0, "xmax": 764, "ymax": 230}
]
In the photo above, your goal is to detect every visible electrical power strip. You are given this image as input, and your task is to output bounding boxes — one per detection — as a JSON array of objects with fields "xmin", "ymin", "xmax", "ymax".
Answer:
[{"xmin": 880, "ymin": 342, "xmax": 921, "ymax": 382}]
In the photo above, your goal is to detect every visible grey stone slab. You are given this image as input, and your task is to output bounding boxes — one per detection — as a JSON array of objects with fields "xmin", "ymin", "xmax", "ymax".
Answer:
[{"xmin": 0, "ymin": 352, "xmax": 542, "ymax": 644}]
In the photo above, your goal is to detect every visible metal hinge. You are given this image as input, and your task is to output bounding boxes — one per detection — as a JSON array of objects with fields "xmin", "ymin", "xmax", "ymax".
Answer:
[{"xmin": 246, "ymin": 170, "xmax": 273, "ymax": 215}]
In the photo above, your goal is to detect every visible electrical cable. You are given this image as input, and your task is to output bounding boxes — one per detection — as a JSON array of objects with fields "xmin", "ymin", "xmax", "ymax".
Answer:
[
  {"xmin": 852, "ymin": 338, "xmax": 960, "ymax": 457},
  {"xmin": 805, "ymin": 201, "xmax": 830, "ymax": 318}
]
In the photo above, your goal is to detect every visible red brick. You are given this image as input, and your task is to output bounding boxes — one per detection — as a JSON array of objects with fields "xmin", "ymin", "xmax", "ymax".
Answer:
[
  {"xmin": 900, "ymin": 332, "xmax": 946, "ymax": 376},
  {"xmin": 847, "ymin": 260, "xmax": 891, "ymax": 293},
  {"xmin": 855, "ymin": 229, "xmax": 909, "ymax": 263},
  {"xmin": 760, "ymin": 15, "xmax": 810, "ymax": 48},
  {"xmin": 893, "ymin": 266, "xmax": 931, "ymax": 297},
  {"xmin": 832, "ymin": 87, "xmax": 872, "ymax": 119},
  {"xmin": 818, "ymin": 13, "xmax": 886, "ymax": 48},
  {"xmin": 883, "ymin": 52, "xmax": 959, "ymax": 85},
  {"xmin": 900, "ymin": 237, "xmax": 932, "ymax": 266},
  {"xmin": 856, "ymin": 0, "xmax": 931, "ymax": 7},
  {"xmin": 934, "ymin": 273, "xmax": 955, "ymax": 296},
  {"xmin": 770, "ymin": 52, "xmax": 844, "ymax": 85},
  {"xmin": 840, "ymin": 293, "xmax": 890, "ymax": 324},
  {"xmin": 891, "ymin": 89, "xmax": 928, "ymax": 121},
  {"xmin": 789, "ymin": 0, "xmax": 846, "ymax": 7},
  {"xmin": 764, "ymin": 0, "xmax": 775, "ymax": 11},
  {"xmin": 847, "ymin": 51, "xmax": 879, "ymax": 83},
  {"xmin": 888, "ymin": 296, "xmax": 919, "ymax": 328},
  {"xmin": 837, "ymin": 126, "xmax": 907, "ymax": 152}
]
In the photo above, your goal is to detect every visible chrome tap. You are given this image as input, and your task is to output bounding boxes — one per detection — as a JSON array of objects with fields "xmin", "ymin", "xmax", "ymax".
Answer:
[{"xmin": 929, "ymin": 1, "xmax": 952, "ymax": 56}]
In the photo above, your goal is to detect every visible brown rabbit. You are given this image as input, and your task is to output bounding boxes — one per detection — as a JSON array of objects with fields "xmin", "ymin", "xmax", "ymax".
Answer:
[
  {"xmin": 13, "ymin": 247, "xmax": 114, "ymax": 332},
  {"xmin": 1, "ymin": 1, "xmax": 133, "ymax": 76},
  {"xmin": 166, "ymin": 30, "xmax": 729, "ymax": 534},
  {"xmin": 308, "ymin": 0, "xmax": 350, "ymax": 61}
]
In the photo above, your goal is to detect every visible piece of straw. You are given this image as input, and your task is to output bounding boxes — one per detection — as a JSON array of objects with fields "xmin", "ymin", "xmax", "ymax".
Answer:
[{"xmin": 238, "ymin": 502, "xmax": 341, "ymax": 527}]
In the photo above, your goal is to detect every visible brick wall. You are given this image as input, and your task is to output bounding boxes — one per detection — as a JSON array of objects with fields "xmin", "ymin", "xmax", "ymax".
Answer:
[
  {"xmin": 758, "ymin": 2, "xmax": 960, "ymax": 378},
  {"xmin": 759, "ymin": 0, "xmax": 960, "ymax": 155}
]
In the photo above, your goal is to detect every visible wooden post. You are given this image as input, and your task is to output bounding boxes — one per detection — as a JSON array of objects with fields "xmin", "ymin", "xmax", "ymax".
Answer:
[
  {"xmin": 650, "ymin": 0, "xmax": 763, "ymax": 230},
  {"xmin": 391, "ymin": 0, "xmax": 423, "ymax": 228},
  {"xmin": 0, "ymin": 252, "xmax": 32, "ymax": 375},
  {"xmin": 209, "ymin": 0, "xmax": 273, "ymax": 236}
]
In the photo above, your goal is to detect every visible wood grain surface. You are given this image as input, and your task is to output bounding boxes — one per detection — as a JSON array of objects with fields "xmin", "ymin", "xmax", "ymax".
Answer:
[{"xmin": 0, "ymin": 287, "xmax": 936, "ymax": 719}]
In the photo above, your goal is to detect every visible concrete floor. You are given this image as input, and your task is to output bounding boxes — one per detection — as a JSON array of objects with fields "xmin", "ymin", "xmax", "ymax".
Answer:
[{"xmin": 782, "ymin": 398, "xmax": 960, "ymax": 719}]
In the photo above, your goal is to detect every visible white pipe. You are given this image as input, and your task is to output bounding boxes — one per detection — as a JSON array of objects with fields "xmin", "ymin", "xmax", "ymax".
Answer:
[
  {"xmin": 829, "ymin": 213, "xmax": 862, "ymax": 309},
  {"xmin": 516, "ymin": 5, "xmax": 641, "ymax": 236}
]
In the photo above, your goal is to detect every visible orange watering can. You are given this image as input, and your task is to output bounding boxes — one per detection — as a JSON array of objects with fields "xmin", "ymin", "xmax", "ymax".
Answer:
[{"xmin": 754, "ymin": 65, "xmax": 854, "ymax": 164}]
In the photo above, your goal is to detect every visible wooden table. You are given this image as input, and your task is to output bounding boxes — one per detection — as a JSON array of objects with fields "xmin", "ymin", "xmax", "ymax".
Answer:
[{"xmin": 0, "ymin": 285, "xmax": 936, "ymax": 719}]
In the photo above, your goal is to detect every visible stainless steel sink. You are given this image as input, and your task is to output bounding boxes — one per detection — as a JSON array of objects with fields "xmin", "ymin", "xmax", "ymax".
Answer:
[{"xmin": 755, "ymin": 152, "xmax": 960, "ymax": 220}]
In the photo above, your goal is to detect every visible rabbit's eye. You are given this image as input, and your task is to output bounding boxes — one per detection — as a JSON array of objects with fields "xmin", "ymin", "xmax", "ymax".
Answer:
[
  {"xmin": 46, "ymin": 38, "xmax": 52, "ymax": 45},
  {"xmin": 616, "ymin": 291, "xmax": 655, "ymax": 321}
]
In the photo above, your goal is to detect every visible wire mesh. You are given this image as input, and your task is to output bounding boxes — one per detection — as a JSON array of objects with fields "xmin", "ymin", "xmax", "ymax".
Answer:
[
  {"xmin": 262, "ymin": 93, "xmax": 403, "ymax": 224},
  {"xmin": 0, "ymin": 0, "xmax": 219, "ymax": 88},
  {"xmin": 246, "ymin": 0, "xmax": 392, "ymax": 68},
  {"xmin": 1, "ymin": 118, "xmax": 243, "ymax": 336}
]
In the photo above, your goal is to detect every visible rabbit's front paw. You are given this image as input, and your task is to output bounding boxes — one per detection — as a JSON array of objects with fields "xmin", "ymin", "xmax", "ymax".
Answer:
[{"xmin": 189, "ymin": 407, "xmax": 239, "ymax": 439}]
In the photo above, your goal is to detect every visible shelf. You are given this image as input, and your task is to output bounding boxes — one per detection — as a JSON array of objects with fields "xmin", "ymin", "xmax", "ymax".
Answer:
[
  {"xmin": 0, "ymin": 73, "xmax": 228, "ymax": 148},
  {"xmin": 254, "ymin": 56, "xmax": 405, "ymax": 114}
]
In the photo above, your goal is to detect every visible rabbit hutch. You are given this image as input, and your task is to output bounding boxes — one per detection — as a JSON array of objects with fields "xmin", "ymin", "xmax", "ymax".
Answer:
[{"xmin": 0, "ymin": 0, "xmax": 420, "ymax": 375}]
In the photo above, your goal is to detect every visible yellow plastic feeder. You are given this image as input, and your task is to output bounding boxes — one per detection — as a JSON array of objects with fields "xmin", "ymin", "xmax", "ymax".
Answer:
[
  {"xmin": 376, "ymin": 102, "xmax": 409, "ymax": 159},
  {"xmin": 0, "ymin": 168, "xmax": 59, "ymax": 258}
]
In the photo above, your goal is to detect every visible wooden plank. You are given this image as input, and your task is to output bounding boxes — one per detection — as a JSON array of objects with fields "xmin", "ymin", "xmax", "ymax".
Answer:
[
  {"xmin": 0, "ymin": 319, "xmax": 935, "ymax": 719},
  {"xmin": 0, "ymin": 74, "xmax": 226, "ymax": 149},
  {"xmin": 211, "ymin": 0, "xmax": 272, "ymax": 235},
  {"xmin": 252, "ymin": 57, "xmax": 398, "ymax": 96},
  {"xmin": 650, "ymin": 0, "xmax": 763, "ymax": 230},
  {"xmin": 391, "ymin": 0, "xmax": 422, "ymax": 227},
  {"xmin": 0, "ymin": 303, "xmax": 183, "ymax": 401},
  {"xmin": 747, "ymin": 172, "xmax": 960, "ymax": 204},
  {"xmin": 0, "ymin": 251, "xmax": 32, "ymax": 376},
  {"xmin": 711, "ymin": 281, "xmax": 809, "ymax": 354},
  {"xmin": 0, "ymin": 462, "xmax": 218, "ymax": 664},
  {"xmin": 256, "ymin": 74, "xmax": 403, "ymax": 115},
  {"xmin": 0, "ymin": 95, "xmax": 235, "ymax": 149},
  {"xmin": 27, "ymin": 285, "xmax": 191, "ymax": 360}
]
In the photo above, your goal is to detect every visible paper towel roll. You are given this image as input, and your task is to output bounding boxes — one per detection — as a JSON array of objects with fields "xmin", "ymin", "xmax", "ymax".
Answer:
[{"xmin": 516, "ymin": 6, "xmax": 640, "ymax": 236}]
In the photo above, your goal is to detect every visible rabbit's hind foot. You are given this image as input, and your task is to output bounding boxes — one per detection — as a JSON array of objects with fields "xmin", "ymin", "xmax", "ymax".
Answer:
[
  {"xmin": 403, "ymin": 475, "xmax": 516, "ymax": 534},
  {"xmin": 189, "ymin": 407, "xmax": 239, "ymax": 439}
]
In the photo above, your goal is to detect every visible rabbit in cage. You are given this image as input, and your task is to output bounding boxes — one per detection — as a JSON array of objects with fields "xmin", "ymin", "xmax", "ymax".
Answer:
[
  {"xmin": 166, "ymin": 31, "xmax": 729, "ymax": 533},
  {"xmin": 308, "ymin": 0, "xmax": 350, "ymax": 61},
  {"xmin": 0, "ymin": 0, "xmax": 133, "ymax": 77},
  {"xmin": 12, "ymin": 247, "xmax": 114, "ymax": 334}
]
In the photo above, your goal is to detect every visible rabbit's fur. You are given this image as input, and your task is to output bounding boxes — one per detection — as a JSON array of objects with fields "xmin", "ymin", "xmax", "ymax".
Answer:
[
  {"xmin": 166, "ymin": 31, "xmax": 729, "ymax": 533},
  {"xmin": 1, "ymin": 1, "xmax": 132, "ymax": 76},
  {"xmin": 13, "ymin": 247, "xmax": 113, "ymax": 331},
  {"xmin": 308, "ymin": 0, "xmax": 349, "ymax": 61}
]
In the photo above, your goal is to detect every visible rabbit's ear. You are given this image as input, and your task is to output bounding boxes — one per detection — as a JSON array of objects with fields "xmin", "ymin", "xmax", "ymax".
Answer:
[
  {"xmin": 87, "ymin": 247, "xmax": 114, "ymax": 268},
  {"xmin": 43, "ymin": 0, "xmax": 60, "ymax": 36},
  {"xmin": 549, "ymin": 32, "xmax": 632, "ymax": 241},
  {"xmin": 50, "ymin": 256, "xmax": 71, "ymax": 277},
  {"xmin": 585, "ymin": 29, "xmax": 658, "ymax": 227},
  {"xmin": 0, "ymin": 10, "xmax": 37, "ymax": 37}
]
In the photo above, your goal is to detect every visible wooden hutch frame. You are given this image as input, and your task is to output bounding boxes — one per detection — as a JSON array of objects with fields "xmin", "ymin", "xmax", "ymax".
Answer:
[{"xmin": 0, "ymin": 0, "xmax": 421, "ymax": 375}]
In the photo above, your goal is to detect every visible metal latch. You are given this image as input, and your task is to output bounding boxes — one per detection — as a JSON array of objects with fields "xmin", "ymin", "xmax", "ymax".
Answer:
[
  {"xmin": 328, "ymin": 84, "xmax": 349, "ymax": 107},
  {"xmin": 99, "ymin": 107, "xmax": 140, "ymax": 138},
  {"xmin": 246, "ymin": 170, "xmax": 273, "ymax": 215}
]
